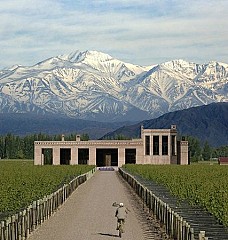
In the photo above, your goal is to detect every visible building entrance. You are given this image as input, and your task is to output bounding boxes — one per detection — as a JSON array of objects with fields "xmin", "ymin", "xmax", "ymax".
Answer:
[
  {"xmin": 96, "ymin": 149, "xmax": 118, "ymax": 167},
  {"xmin": 60, "ymin": 148, "xmax": 71, "ymax": 165},
  {"xmin": 42, "ymin": 148, "xmax": 53, "ymax": 165}
]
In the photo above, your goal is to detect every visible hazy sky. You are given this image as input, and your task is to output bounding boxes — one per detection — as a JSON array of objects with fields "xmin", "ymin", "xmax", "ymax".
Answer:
[{"xmin": 0, "ymin": 0, "xmax": 228, "ymax": 68}]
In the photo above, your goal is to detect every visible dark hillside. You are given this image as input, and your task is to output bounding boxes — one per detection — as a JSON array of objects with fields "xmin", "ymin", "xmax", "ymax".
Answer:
[
  {"xmin": 0, "ymin": 113, "xmax": 133, "ymax": 139},
  {"xmin": 102, "ymin": 102, "xmax": 228, "ymax": 147}
]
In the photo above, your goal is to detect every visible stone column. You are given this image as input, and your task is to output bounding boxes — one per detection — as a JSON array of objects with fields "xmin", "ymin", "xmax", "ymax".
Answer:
[
  {"xmin": 174, "ymin": 135, "xmax": 177, "ymax": 156},
  {"xmin": 53, "ymin": 147, "xmax": 60, "ymax": 165},
  {"xmin": 41, "ymin": 153, "xmax": 44, "ymax": 165},
  {"xmin": 159, "ymin": 135, "xmax": 162, "ymax": 156},
  {"xmin": 136, "ymin": 145, "xmax": 144, "ymax": 164},
  {"xmin": 180, "ymin": 141, "xmax": 188, "ymax": 165},
  {"xmin": 89, "ymin": 147, "xmax": 96, "ymax": 165},
  {"xmin": 118, "ymin": 147, "xmax": 125, "ymax": 167},
  {"xmin": 168, "ymin": 135, "xmax": 171, "ymax": 157},
  {"xmin": 71, "ymin": 147, "xmax": 78, "ymax": 165},
  {"xmin": 150, "ymin": 134, "xmax": 153, "ymax": 157},
  {"xmin": 34, "ymin": 144, "xmax": 42, "ymax": 165}
]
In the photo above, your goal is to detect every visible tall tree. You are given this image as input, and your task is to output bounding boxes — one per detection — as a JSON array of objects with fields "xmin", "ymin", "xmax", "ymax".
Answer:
[
  {"xmin": 186, "ymin": 136, "xmax": 202, "ymax": 162},
  {"xmin": 202, "ymin": 141, "xmax": 212, "ymax": 161}
]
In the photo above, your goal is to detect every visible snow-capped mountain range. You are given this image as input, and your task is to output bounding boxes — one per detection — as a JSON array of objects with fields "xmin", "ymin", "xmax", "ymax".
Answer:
[{"xmin": 0, "ymin": 50, "xmax": 227, "ymax": 122}]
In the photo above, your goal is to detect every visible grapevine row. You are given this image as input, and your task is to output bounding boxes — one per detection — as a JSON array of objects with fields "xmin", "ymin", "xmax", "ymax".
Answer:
[
  {"xmin": 123, "ymin": 164, "xmax": 228, "ymax": 227},
  {"xmin": 0, "ymin": 161, "xmax": 94, "ymax": 219}
]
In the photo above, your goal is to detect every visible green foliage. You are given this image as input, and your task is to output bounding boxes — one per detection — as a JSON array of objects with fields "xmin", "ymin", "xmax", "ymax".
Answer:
[
  {"xmin": 80, "ymin": 133, "xmax": 90, "ymax": 141},
  {"xmin": 213, "ymin": 145, "xmax": 228, "ymax": 158},
  {"xmin": 186, "ymin": 136, "xmax": 202, "ymax": 162},
  {"xmin": 103, "ymin": 133, "xmax": 131, "ymax": 140},
  {"xmin": 0, "ymin": 161, "xmax": 94, "ymax": 217},
  {"xmin": 124, "ymin": 164, "xmax": 228, "ymax": 227},
  {"xmin": 62, "ymin": 133, "xmax": 89, "ymax": 141},
  {"xmin": 116, "ymin": 134, "xmax": 130, "ymax": 140},
  {"xmin": 0, "ymin": 133, "xmax": 90, "ymax": 160},
  {"xmin": 202, "ymin": 141, "xmax": 213, "ymax": 160},
  {"xmin": 186, "ymin": 136, "xmax": 228, "ymax": 162}
]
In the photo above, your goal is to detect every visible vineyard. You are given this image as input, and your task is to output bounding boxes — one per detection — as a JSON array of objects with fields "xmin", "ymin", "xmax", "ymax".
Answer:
[
  {"xmin": 123, "ymin": 164, "xmax": 228, "ymax": 227},
  {"xmin": 0, "ymin": 160, "xmax": 94, "ymax": 219}
]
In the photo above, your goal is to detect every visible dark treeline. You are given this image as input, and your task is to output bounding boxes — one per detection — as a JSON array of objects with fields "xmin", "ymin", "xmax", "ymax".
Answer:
[
  {"xmin": 186, "ymin": 136, "xmax": 228, "ymax": 162},
  {"xmin": 0, "ymin": 133, "xmax": 89, "ymax": 160}
]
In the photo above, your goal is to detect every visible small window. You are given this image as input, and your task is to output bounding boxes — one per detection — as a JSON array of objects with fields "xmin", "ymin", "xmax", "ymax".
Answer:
[
  {"xmin": 145, "ymin": 136, "xmax": 150, "ymax": 155},
  {"xmin": 162, "ymin": 136, "xmax": 168, "ymax": 155},
  {"xmin": 153, "ymin": 136, "xmax": 159, "ymax": 155},
  {"xmin": 171, "ymin": 135, "xmax": 176, "ymax": 156}
]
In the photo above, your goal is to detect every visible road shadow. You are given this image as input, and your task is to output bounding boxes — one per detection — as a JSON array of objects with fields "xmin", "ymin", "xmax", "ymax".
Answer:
[{"xmin": 97, "ymin": 232, "xmax": 119, "ymax": 237}]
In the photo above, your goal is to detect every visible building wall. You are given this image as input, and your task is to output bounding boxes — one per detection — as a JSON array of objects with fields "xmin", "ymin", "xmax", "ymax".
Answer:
[
  {"xmin": 218, "ymin": 157, "xmax": 228, "ymax": 165},
  {"xmin": 34, "ymin": 125, "xmax": 188, "ymax": 166},
  {"xmin": 140, "ymin": 125, "xmax": 177, "ymax": 164},
  {"xmin": 34, "ymin": 139, "xmax": 143, "ymax": 167},
  {"xmin": 177, "ymin": 141, "xmax": 189, "ymax": 165}
]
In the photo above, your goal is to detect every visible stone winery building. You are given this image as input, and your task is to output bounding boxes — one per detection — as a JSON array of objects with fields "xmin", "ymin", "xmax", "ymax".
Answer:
[{"xmin": 34, "ymin": 125, "xmax": 189, "ymax": 166}]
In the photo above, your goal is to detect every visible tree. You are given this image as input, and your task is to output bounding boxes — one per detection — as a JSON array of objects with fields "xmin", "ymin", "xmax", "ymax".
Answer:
[
  {"xmin": 81, "ymin": 133, "xmax": 90, "ymax": 141},
  {"xmin": 0, "ymin": 136, "xmax": 5, "ymax": 159},
  {"xmin": 114, "ymin": 134, "xmax": 130, "ymax": 140},
  {"xmin": 202, "ymin": 141, "xmax": 212, "ymax": 161},
  {"xmin": 186, "ymin": 136, "xmax": 202, "ymax": 162}
]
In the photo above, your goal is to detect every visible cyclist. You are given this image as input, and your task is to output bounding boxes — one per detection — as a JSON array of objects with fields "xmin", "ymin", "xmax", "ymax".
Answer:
[{"xmin": 115, "ymin": 202, "xmax": 128, "ymax": 231}]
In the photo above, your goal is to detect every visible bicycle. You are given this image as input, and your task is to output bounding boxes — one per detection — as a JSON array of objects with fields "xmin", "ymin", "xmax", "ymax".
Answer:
[
  {"xmin": 113, "ymin": 202, "xmax": 130, "ymax": 238},
  {"xmin": 118, "ymin": 219, "xmax": 124, "ymax": 238}
]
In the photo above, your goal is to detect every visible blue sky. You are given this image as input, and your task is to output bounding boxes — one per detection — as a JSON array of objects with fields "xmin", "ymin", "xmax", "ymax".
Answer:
[{"xmin": 0, "ymin": 0, "xmax": 228, "ymax": 68}]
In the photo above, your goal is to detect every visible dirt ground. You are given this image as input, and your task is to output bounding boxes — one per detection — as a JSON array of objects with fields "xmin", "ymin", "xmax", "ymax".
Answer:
[{"xmin": 28, "ymin": 170, "xmax": 169, "ymax": 240}]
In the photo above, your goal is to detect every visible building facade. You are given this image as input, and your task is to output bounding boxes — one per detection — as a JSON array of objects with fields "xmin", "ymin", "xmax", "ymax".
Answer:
[{"xmin": 34, "ymin": 125, "xmax": 189, "ymax": 166}]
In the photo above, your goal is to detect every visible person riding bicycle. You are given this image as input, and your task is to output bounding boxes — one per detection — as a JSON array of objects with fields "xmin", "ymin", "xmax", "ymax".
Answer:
[{"xmin": 115, "ymin": 202, "xmax": 128, "ymax": 231}]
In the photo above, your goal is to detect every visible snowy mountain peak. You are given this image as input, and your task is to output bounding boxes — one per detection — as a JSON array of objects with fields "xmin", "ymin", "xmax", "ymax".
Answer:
[
  {"xmin": 157, "ymin": 59, "xmax": 203, "ymax": 80},
  {"xmin": 58, "ymin": 51, "xmax": 82, "ymax": 62},
  {"xmin": 8, "ymin": 64, "xmax": 22, "ymax": 71},
  {"xmin": 206, "ymin": 61, "xmax": 228, "ymax": 69},
  {"xmin": 58, "ymin": 50, "xmax": 114, "ymax": 64},
  {"xmin": 163, "ymin": 59, "xmax": 190, "ymax": 65},
  {"xmin": 0, "ymin": 51, "xmax": 227, "ymax": 122},
  {"xmin": 84, "ymin": 50, "xmax": 113, "ymax": 62},
  {"xmin": 161, "ymin": 59, "xmax": 198, "ymax": 70}
]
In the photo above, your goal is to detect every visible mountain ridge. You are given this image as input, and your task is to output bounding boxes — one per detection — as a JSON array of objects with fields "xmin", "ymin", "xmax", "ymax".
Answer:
[
  {"xmin": 0, "ymin": 102, "xmax": 227, "ymax": 147},
  {"xmin": 0, "ymin": 112, "xmax": 134, "ymax": 139},
  {"xmin": 0, "ymin": 50, "xmax": 227, "ymax": 122},
  {"xmin": 102, "ymin": 102, "xmax": 228, "ymax": 147}
]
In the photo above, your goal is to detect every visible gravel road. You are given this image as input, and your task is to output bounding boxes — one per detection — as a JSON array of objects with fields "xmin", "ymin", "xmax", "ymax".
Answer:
[{"xmin": 28, "ymin": 170, "xmax": 168, "ymax": 240}]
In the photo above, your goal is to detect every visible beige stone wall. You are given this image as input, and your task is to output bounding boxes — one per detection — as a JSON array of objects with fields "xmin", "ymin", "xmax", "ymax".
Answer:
[
  {"xmin": 34, "ymin": 145, "xmax": 42, "ymax": 165},
  {"xmin": 34, "ymin": 139, "xmax": 143, "ymax": 166},
  {"xmin": 71, "ymin": 147, "xmax": 78, "ymax": 165},
  {"xmin": 136, "ymin": 145, "xmax": 144, "ymax": 164},
  {"xmin": 34, "ymin": 126, "xmax": 188, "ymax": 166},
  {"xmin": 53, "ymin": 147, "xmax": 60, "ymax": 165},
  {"xmin": 140, "ymin": 126, "xmax": 178, "ymax": 165},
  {"xmin": 179, "ymin": 141, "xmax": 189, "ymax": 165},
  {"xmin": 89, "ymin": 147, "xmax": 96, "ymax": 165},
  {"xmin": 143, "ymin": 155, "xmax": 171, "ymax": 164},
  {"xmin": 118, "ymin": 147, "xmax": 125, "ymax": 167}
]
